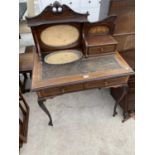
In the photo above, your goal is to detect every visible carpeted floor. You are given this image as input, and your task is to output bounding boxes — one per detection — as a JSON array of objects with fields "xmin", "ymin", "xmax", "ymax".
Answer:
[{"xmin": 20, "ymin": 89, "xmax": 134, "ymax": 155}]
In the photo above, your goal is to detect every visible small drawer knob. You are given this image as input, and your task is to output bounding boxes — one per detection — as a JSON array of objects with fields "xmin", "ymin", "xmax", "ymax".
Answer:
[
  {"xmin": 62, "ymin": 88, "xmax": 65, "ymax": 93},
  {"xmin": 104, "ymin": 81, "xmax": 108, "ymax": 85}
]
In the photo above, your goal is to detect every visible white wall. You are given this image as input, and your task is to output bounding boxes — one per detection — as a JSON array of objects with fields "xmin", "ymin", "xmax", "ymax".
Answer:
[
  {"xmin": 99, "ymin": 0, "xmax": 110, "ymax": 20},
  {"xmin": 36, "ymin": 0, "xmax": 101, "ymax": 22}
]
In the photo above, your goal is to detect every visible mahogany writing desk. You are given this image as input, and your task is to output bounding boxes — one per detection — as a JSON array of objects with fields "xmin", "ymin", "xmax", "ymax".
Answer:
[
  {"xmin": 26, "ymin": 2, "xmax": 134, "ymax": 126},
  {"xmin": 32, "ymin": 51, "xmax": 133, "ymax": 126}
]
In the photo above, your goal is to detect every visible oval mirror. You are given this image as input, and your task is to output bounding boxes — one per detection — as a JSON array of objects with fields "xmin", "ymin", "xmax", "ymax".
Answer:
[{"xmin": 40, "ymin": 25, "xmax": 80, "ymax": 47}]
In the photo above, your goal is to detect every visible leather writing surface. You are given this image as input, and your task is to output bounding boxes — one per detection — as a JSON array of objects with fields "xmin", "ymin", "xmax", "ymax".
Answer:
[{"xmin": 42, "ymin": 54, "xmax": 122, "ymax": 80}]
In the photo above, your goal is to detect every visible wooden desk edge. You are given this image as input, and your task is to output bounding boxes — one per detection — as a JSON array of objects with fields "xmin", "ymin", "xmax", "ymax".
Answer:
[{"xmin": 31, "ymin": 52, "xmax": 134, "ymax": 91}]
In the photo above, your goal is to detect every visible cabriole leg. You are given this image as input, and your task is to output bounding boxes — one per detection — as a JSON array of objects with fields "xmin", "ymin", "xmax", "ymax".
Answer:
[
  {"xmin": 38, "ymin": 99, "xmax": 53, "ymax": 126},
  {"xmin": 113, "ymin": 84, "xmax": 129, "ymax": 122}
]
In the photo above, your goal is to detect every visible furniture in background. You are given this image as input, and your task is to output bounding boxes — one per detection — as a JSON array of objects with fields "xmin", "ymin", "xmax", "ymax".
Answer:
[
  {"xmin": 108, "ymin": 0, "xmax": 135, "ymax": 113},
  {"xmin": 19, "ymin": 91, "xmax": 30, "ymax": 148},
  {"xmin": 26, "ymin": 2, "xmax": 134, "ymax": 126},
  {"xmin": 19, "ymin": 46, "xmax": 35, "ymax": 93}
]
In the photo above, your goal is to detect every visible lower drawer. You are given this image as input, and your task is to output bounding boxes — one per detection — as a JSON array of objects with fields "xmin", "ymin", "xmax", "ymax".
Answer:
[
  {"xmin": 38, "ymin": 83, "xmax": 84, "ymax": 97},
  {"xmin": 39, "ymin": 87, "xmax": 62, "ymax": 97},
  {"xmin": 63, "ymin": 84, "xmax": 84, "ymax": 93}
]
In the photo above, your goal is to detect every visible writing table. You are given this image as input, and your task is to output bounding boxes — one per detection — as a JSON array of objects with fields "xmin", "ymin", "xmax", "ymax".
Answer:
[
  {"xmin": 32, "ymin": 51, "xmax": 133, "ymax": 126},
  {"xmin": 26, "ymin": 2, "xmax": 134, "ymax": 126}
]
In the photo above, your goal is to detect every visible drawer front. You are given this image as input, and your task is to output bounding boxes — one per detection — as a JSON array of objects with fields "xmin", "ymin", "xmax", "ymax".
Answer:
[
  {"xmin": 85, "ymin": 77, "xmax": 128, "ymax": 89},
  {"xmin": 38, "ymin": 77, "xmax": 128, "ymax": 98},
  {"xmin": 40, "ymin": 87, "xmax": 62, "ymax": 97},
  {"xmin": 38, "ymin": 84, "xmax": 84, "ymax": 97},
  {"xmin": 88, "ymin": 44, "xmax": 116, "ymax": 55},
  {"xmin": 63, "ymin": 83, "xmax": 84, "ymax": 93}
]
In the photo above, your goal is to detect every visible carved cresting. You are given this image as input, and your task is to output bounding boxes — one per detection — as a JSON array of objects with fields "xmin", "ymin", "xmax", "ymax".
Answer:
[
  {"xmin": 26, "ymin": 1, "xmax": 89, "ymax": 27},
  {"xmin": 50, "ymin": 1, "xmax": 63, "ymax": 13}
]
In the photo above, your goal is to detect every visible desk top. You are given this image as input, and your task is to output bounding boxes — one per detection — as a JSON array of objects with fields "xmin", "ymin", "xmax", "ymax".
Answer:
[
  {"xmin": 32, "ymin": 52, "xmax": 133, "ymax": 90},
  {"xmin": 42, "ymin": 54, "xmax": 121, "ymax": 80}
]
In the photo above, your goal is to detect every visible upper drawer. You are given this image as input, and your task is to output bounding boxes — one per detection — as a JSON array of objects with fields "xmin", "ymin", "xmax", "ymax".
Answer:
[{"xmin": 88, "ymin": 44, "xmax": 116, "ymax": 55}]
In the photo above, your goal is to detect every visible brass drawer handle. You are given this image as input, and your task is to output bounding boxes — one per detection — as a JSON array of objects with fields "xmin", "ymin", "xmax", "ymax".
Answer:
[
  {"xmin": 101, "ymin": 48, "xmax": 104, "ymax": 52},
  {"xmin": 104, "ymin": 81, "xmax": 108, "ymax": 85}
]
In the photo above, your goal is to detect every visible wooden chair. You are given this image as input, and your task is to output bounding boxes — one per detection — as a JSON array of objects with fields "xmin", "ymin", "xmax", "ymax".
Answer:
[{"xmin": 19, "ymin": 91, "xmax": 30, "ymax": 148}]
